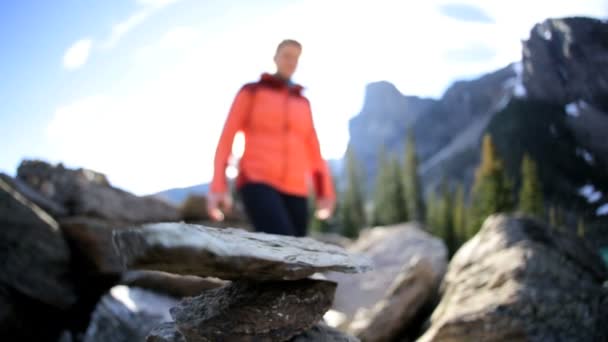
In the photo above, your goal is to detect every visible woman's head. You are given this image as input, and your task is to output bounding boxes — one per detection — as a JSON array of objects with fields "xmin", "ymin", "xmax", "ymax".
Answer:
[{"xmin": 274, "ymin": 39, "xmax": 301, "ymax": 79}]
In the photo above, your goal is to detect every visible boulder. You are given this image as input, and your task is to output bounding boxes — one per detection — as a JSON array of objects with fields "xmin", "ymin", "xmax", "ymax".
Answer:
[
  {"xmin": 348, "ymin": 258, "xmax": 435, "ymax": 342},
  {"xmin": 0, "ymin": 284, "xmax": 69, "ymax": 341},
  {"xmin": 0, "ymin": 178, "xmax": 76, "ymax": 309},
  {"xmin": 59, "ymin": 216, "xmax": 129, "ymax": 274},
  {"xmin": 83, "ymin": 286, "xmax": 178, "ymax": 342},
  {"xmin": 0, "ymin": 173, "xmax": 68, "ymax": 217},
  {"xmin": 326, "ymin": 223, "xmax": 447, "ymax": 341},
  {"xmin": 418, "ymin": 214, "xmax": 608, "ymax": 342},
  {"xmin": 16, "ymin": 160, "xmax": 180, "ymax": 223},
  {"xmin": 113, "ymin": 223, "xmax": 372, "ymax": 281},
  {"xmin": 171, "ymin": 279, "xmax": 336, "ymax": 341}
]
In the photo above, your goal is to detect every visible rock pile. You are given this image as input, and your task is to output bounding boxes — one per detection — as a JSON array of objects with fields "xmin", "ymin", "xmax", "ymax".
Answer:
[{"xmin": 112, "ymin": 223, "xmax": 373, "ymax": 341}]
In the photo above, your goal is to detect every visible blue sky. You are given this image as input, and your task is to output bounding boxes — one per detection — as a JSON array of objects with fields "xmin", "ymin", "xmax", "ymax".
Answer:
[{"xmin": 1, "ymin": 0, "xmax": 606, "ymax": 195}]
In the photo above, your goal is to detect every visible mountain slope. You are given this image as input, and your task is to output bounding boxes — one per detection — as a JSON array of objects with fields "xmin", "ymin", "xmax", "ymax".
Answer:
[{"xmin": 345, "ymin": 16, "xmax": 608, "ymax": 234}]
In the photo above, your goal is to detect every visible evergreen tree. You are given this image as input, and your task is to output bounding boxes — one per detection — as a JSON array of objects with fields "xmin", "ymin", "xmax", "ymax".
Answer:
[
  {"xmin": 437, "ymin": 180, "xmax": 456, "ymax": 256},
  {"xmin": 518, "ymin": 154, "xmax": 544, "ymax": 218},
  {"xmin": 372, "ymin": 150, "xmax": 407, "ymax": 226},
  {"xmin": 426, "ymin": 190, "xmax": 440, "ymax": 235},
  {"xmin": 577, "ymin": 218, "xmax": 586, "ymax": 238},
  {"xmin": 392, "ymin": 157, "xmax": 409, "ymax": 223},
  {"xmin": 470, "ymin": 134, "xmax": 515, "ymax": 233},
  {"xmin": 340, "ymin": 148, "xmax": 367, "ymax": 238},
  {"xmin": 452, "ymin": 183, "xmax": 467, "ymax": 247},
  {"xmin": 403, "ymin": 131, "xmax": 425, "ymax": 222},
  {"xmin": 548, "ymin": 205, "xmax": 564, "ymax": 230}
]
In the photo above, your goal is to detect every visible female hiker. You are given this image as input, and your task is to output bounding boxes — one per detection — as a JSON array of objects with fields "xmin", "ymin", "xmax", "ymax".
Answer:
[{"xmin": 207, "ymin": 39, "xmax": 336, "ymax": 237}]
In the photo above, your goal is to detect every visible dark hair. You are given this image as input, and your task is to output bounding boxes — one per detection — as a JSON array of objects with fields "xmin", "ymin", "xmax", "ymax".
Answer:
[{"xmin": 276, "ymin": 39, "xmax": 302, "ymax": 54}]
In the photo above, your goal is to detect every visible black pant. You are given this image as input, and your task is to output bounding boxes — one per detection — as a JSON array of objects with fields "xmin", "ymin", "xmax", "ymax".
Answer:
[{"xmin": 239, "ymin": 183, "xmax": 309, "ymax": 237}]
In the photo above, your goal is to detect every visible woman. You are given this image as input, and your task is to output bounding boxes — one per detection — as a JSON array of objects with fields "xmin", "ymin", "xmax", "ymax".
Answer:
[{"xmin": 207, "ymin": 39, "xmax": 336, "ymax": 237}]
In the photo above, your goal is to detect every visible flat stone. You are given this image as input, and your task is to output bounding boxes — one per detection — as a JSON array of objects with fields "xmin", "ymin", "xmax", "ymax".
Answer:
[
  {"xmin": 121, "ymin": 270, "xmax": 226, "ymax": 298},
  {"xmin": 171, "ymin": 279, "xmax": 337, "ymax": 341},
  {"xmin": 113, "ymin": 223, "xmax": 372, "ymax": 281}
]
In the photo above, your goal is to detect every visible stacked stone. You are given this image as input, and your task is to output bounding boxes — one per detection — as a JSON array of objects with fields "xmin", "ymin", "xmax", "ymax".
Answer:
[{"xmin": 112, "ymin": 223, "xmax": 373, "ymax": 341}]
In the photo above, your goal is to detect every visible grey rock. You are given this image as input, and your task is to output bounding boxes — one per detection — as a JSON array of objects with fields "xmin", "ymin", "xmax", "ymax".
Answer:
[
  {"xmin": 523, "ymin": 17, "xmax": 608, "ymax": 112},
  {"xmin": 290, "ymin": 324, "xmax": 360, "ymax": 342},
  {"xmin": 121, "ymin": 270, "xmax": 226, "ymax": 298},
  {"xmin": 0, "ymin": 173, "xmax": 68, "ymax": 217},
  {"xmin": 565, "ymin": 102, "xmax": 608, "ymax": 173},
  {"xmin": 418, "ymin": 214, "xmax": 608, "ymax": 342},
  {"xmin": 84, "ymin": 286, "xmax": 178, "ymax": 342},
  {"xmin": 17, "ymin": 159, "xmax": 180, "ymax": 223},
  {"xmin": 147, "ymin": 322, "xmax": 185, "ymax": 342},
  {"xmin": 326, "ymin": 223, "xmax": 447, "ymax": 342},
  {"xmin": 349, "ymin": 259, "xmax": 435, "ymax": 342},
  {"xmin": 113, "ymin": 222, "xmax": 372, "ymax": 281},
  {"xmin": 59, "ymin": 216, "xmax": 130, "ymax": 274},
  {"xmin": 171, "ymin": 279, "xmax": 337, "ymax": 342},
  {"xmin": 1, "ymin": 282, "xmax": 74, "ymax": 341},
  {"xmin": 57, "ymin": 330, "xmax": 74, "ymax": 342},
  {"xmin": 0, "ymin": 177, "xmax": 76, "ymax": 309}
]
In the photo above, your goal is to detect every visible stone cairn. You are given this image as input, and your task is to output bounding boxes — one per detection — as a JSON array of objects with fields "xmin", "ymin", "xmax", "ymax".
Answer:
[{"xmin": 112, "ymin": 222, "xmax": 373, "ymax": 341}]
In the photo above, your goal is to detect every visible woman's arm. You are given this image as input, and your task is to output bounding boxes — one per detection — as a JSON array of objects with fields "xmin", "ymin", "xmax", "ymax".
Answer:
[{"xmin": 210, "ymin": 85, "xmax": 253, "ymax": 194}]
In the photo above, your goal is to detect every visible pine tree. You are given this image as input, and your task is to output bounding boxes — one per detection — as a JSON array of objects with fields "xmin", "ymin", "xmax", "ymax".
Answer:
[
  {"xmin": 518, "ymin": 154, "xmax": 544, "ymax": 218},
  {"xmin": 403, "ymin": 131, "xmax": 425, "ymax": 222},
  {"xmin": 372, "ymin": 149, "xmax": 389, "ymax": 226},
  {"xmin": 340, "ymin": 148, "xmax": 367, "ymax": 238},
  {"xmin": 452, "ymin": 183, "xmax": 467, "ymax": 248},
  {"xmin": 548, "ymin": 205, "xmax": 564, "ymax": 230},
  {"xmin": 426, "ymin": 191, "xmax": 440, "ymax": 235},
  {"xmin": 577, "ymin": 218, "xmax": 586, "ymax": 237},
  {"xmin": 392, "ymin": 157, "xmax": 409, "ymax": 223},
  {"xmin": 437, "ymin": 180, "xmax": 456, "ymax": 256},
  {"xmin": 372, "ymin": 150, "xmax": 407, "ymax": 226},
  {"xmin": 470, "ymin": 134, "xmax": 515, "ymax": 233}
]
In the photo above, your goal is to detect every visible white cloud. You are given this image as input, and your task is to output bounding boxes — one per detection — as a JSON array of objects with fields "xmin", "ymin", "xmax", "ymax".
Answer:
[
  {"xmin": 48, "ymin": 34, "xmax": 237, "ymax": 194},
  {"xmin": 136, "ymin": 0, "xmax": 180, "ymax": 7},
  {"xmin": 62, "ymin": 39, "xmax": 93, "ymax": 70},
  {"xmin": 102, "ymin": 0, "xmax": 180, "ymax": 49},
  {"xmin": 62, "ymin": 0, "xmax": 181, "ymax": 70},
  {"xmin": 102, "ymin": 11, "xmax": 150, "ymax": 49}
]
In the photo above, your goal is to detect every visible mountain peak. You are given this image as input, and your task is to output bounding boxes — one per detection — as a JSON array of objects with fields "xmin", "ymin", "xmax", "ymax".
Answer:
[{"xmin": 523, "ymin": 16, "xmax": 608, "ymax": 112}]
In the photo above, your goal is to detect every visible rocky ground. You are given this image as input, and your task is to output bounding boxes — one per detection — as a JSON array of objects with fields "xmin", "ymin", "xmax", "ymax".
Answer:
[{"xmin": 2, "ymin": 160, "xmax": 607, "ymax": 341}]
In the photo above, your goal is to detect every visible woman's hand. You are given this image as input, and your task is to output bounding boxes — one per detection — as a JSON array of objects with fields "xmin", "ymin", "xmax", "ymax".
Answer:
[
  {"xmin": 207, "ymin": 192, "xmax": 233, "ymax": 222},
  {"xmin": 315, "ymin": 197, "xmax": 335, "ymax": 220}
]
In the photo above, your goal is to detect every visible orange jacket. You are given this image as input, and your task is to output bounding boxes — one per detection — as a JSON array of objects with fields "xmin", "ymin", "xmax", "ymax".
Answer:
[{"xmin": 210, "ymin": 73, "xmax": 336, "ymax": 200}]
